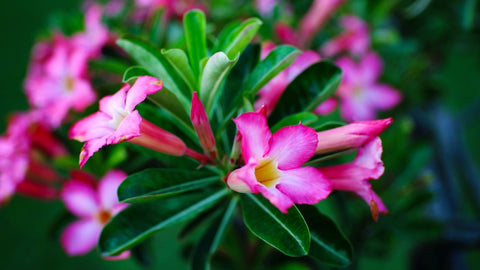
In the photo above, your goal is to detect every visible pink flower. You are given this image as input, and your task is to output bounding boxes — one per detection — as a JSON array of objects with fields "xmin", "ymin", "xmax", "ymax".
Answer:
[
  {"xmin": 321, "ymin": 15, "xmax": 370, "ymax": 57},
  {"xmin": 0, "ymin": 136, "xmax": 29, "ymax": 204},
  {"xmin": 24, "ymin": 36, "xmax": 96, "ymax": 128},
  {"xmin": 315, "ymin": 118, "xmax": 392, "ymax": 155},
  {"xmin": 255, "ymin": 42, "xmax": 321, "ymax": 115},
  {"xmin": 335, "ymin": 52, "xmax": 401, "ymax": 122},
  {"xmin": 70, "ymin": 76, "xmax": 205, "ymax": 167},
  {"xmin": 318, "ymin": 138, "xmax": 388, "ymax": 221},
  {"xmin": 61, "ymin": 170, "xmax": 130, "ymax": 257},
  {"xmin": 72, "ymin": 4, "xmax": 109, "ymax": 58},
  {"xmin": 274, "ymin": 23, "xmax": 299, "ymax": 47},
  {"xmin": 313, "ymin": 98, "xmax": 337, "ymax": 115},
  {"xmin": 191, "ymin": 92, "xmax": 217, "ymax": 160},
  {"xmin": 255, "ymin": 0, "xmax": 277, "ymax": 16},
  {"xmin": 227, "ymin": 112, "xmax": 331, "ymax": 213}
]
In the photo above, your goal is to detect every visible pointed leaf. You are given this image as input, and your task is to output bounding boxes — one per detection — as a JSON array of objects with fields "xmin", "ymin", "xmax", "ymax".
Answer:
[
  {"xmin": 99, "ymin": 189, "xmax": 229, "ymax": 256},
  {"xmin": 199, "ymin": 52, "xmax": 239, "ymax": 115},
  {"xmin": 161, "ymin": 48, "xmax": 197, "ymax": 91},
  {"xmin": 271, "ymin": 112, "xmax": 319, "ymax": 133},
  {"xmin": 192, "ymin": 197, "xmax": 238, "ymax": 270},
  {"xmin": 216, "ymin": 18, "xmax": 263, "ymax": 59},
  {"xmin": 123, "ymin": 66, "xmax": 150, "ymax": 82},
  {"xmin": 243, "ymin": 45, "xmax": 300, "ymax": 96},
  {"xmin": 298, "ymin": 205, "xmax": 352, "ymax": 267},
  {"xmin": 118, "ymin": 168, "xmax": 221, "ymax": 203},
  {"xmin": 117, "ymin": 35, "xmax": 191, "ymax": 110},
  {"xmin": 240, "ymin": 194, "xmax": 310, "ymax": 257},
  {"xmin": 184, "ymin": 9, "xmax": 207, "ymax": 78},
  {"xmin": 270, "ymin": 61, "xmax": 342, "ymax": 122}
]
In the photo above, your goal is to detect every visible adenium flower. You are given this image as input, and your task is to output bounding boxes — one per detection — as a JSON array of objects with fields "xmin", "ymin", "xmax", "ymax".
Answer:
[
  {"xmin": 255, "ymin": 42, "xmax": 321, "ymax": 115},
  {"xmin": 335, "ymin": 52, "xmax": 401, "ymax": 122},
  {"xmin": 72, "ymin": 4, "xmax": 109, "ymax": 58},
  {"xmin": 70, "ymin": 76, "xmax": 205, "ymax": 167},
  {"xmin": 191, "ymin": 92, "xmax": 217, "ymax": 160},
  {"xmin": 61, "ymin": 170, "xmax": 130, "ymax": 257},
  {"xmin": 321, "ymin": 15, "xmax": 370, "ymax": 57},
  {"xmin": 227, "ymin": 112, "xmax": 331, "ymax": 213},
  {"xmin": 315, "ymin": 118, "xmax": 392, "ymax": 155},
  {"xmin": 318, "ymin": 138, "xmax": 388, "ymax": 221}
]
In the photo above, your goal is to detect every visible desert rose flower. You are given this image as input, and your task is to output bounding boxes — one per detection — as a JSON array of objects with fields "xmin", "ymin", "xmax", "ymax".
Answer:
[
  {"xmin": 61, "ymin": 170, "xmax": 130, "ymax": 257},
  {"xmin": 315, "ymin": 118, "xmax": 392, "ymax": 155},
  {"xmin": 191, "ymin": 92, "xmax": 217, "ymax": 160},
  {"xmin": 321, "ymin": 15, "xmax": 370, "ymax": 57},
  {"xmin": 227, "ymin": 112, "xmax": 331, "ymax": 213},
  {"xmin": 70, "ymin": 76, "xmax": 206, "ymax": 167},
  {"xmin": 72, "ymin": 4, "xmax": 109, "ymax": 58},
  {"xmin": 318, "ymin": 138, "xmax": 388, "ymax": 220},
  {"xmin": 335, "ymin": 52, "xmax": 401, "ymax": 122}
]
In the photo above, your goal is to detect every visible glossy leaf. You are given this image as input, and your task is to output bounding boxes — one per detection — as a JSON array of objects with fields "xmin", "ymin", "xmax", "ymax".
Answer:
[
  {"xmin": 117, "ymin": 35, "xmax": 191, "ymax": 110},
  {"xmin": 123, "ymin": 66, "xmax": 150, "ymax": 82},
  {"xmin": 270, "ymin": 61, "xmax": 342, "ymax": 122},
  {"xmin": 99, "ymin": 189, "xmax": 229, "ymax": 256},
  {"xmin": 192, "ymin": 197, "xmax": 238, "ymax": 270},
  {"xmin": 271, "ymin": 112, "xmax": 319, "ymax": 132},
  {"xmin": 118, "ymin": 168, "xmax": 221, "ymax": 203},
  {"xmin": 243, "ymin": 45, "xmax": 300, "ymax": 96},
  {"xmin": 216, "ymin": 18, "xmax": 263, "ymax": 59},
  {"xmin": 161, "ymin": 48, "xmax": 197, "ymax": 91},
  {"xmin": 184, "ymin": 9, "xmax": 207, "ymax": 78},
  {"xmin": 240, "ymin": 194, "xmax": 310, "ymax": 257},
  {"xmin": 298, "ymin": 205, "xmax": 352, "ymax": 267},
  {"xmin": 199, "ymin": 52, "xmax": 239, "ymax": 115}
]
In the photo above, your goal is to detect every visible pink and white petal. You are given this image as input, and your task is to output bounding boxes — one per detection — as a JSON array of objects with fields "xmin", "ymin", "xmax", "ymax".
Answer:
[
  {"xmin": 45, "ymin": 44, "xmax": 68, "ymax": 78},
  {"xmin": 266, "ymin": 124, "xmax": 318, "ymax": 170},
  {"xmin": 340, "ymin": 98, "xmax": 376, "ymax": 122},
  {"xmin": 98, "ymin": 170, "xmax": 127, "ymax": 209},
  {"xmin": 257, "ymin": 185, "xmax": 295, "ymax": 213},
  {"xmin": 335, "ymin": 57, "xmax": 358, "ymax": 84},
  {"xmin": 233, "ymin": 112, "xmax": 271, "ymax": 161},
  {"xmin": 71, "ymin": 79, "xmax": 97, "ymax": 112},
  {"xmin": 111, "ymin": 110, "xmax": 143, "ymax": 143},
  {"xmin": 366, "ymin": 84, "xmax": 402, "ymax": 110},
  {"xmin": 61, "ymin": 180, "xmax": 99, "ymax": 217},
  {"xmin": 79, "ymin": 137, "xmax": 108, "ymax": 168},
  {"xmin": 68, "ymin": 49, "xmax": 90, "ymax": 77},
  {"xmin": 227, "ymin": 161, "xmax": 259, "ymax": 193},
  {"xmin": 276, "ymin": 167, "xmax": 331, "ymax": 204},
  {"xmin": 69, "ymin": 112, "xmax": 112, "ymax": 141},
  {"xmin": 99, "ymin": 86, "xmax": 129, "ymax": 116},
  {"xmin": 125, "ymin": 76, "xmax": 163, "ymax": 112},
  {"xmin": 359, "ymin": 52, "xmax": 383, "ymax": 84},
  {"xmin": 354, "ymin": 137, "xmax": 384, "ymax": 179},
  {"xmin": 61, "ymin": 219, "xmax": 103, "ymax": 256}
]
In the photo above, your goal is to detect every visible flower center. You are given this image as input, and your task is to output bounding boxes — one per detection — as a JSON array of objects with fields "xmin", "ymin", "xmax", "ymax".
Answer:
[
  {"xmin": 64, "ymin": 76, "xmax": 75, "ymax": 92},
  {"xmin": 109, "ymin": 108, "xmax": 129, "ymax": 129},
  {"xmin": 96, "ymin": 209, "xmax": 112, "ymax": 225},
  {"xmin": 254, "ymin": 158, "xmax": 281, "ymax": 188}
]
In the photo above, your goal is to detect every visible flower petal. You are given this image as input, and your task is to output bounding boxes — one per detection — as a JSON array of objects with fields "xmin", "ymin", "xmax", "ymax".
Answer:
[
  {"xmin": 79, "ymin": 138, "xmax": 107, "ymax": 168},
  {"xmin": 111, "ymin": 110, "xmax": 143, "ymax": 143},
  {"xmin": 61, "ymin": 180, "xmax": 99, "ymax": 217},
  {"xmin": 366, "ymin": 84, "xmax": 402, "ymax": 110},
  {"xmin": 98, "ymin": 170, "xmax": 127, "ymax": 210},
  {"xmin": 69, "ymin": 112, "xmax": 112, "ymax": 142},
  {"xmin": 125, "ymin": 76, "xmax": 163, "ymax": 112},
  {"xmin": 227, "ymin": 161, "xmax": 258, "ymax": 193},
  {"xmin": 99, "ymin": 85, "xmax": 129, "ymax": 116},
  {"xmin": 266, "ymin": 124, "xmax": 318, "ymax": 170},
  {"xmin": 233, "ymin": 112, "xmax": 271, "ymax": 161},
  {"xmin": 256, "ymin": 184, "xmax": 295, "ymax": 213},
  {"xmin": 61, "ymin": 219, "xmax": 102, "ymax": 256},
  {"xmin": 276, "ymin": 167, "xmax": 331, "ymax": 205}
]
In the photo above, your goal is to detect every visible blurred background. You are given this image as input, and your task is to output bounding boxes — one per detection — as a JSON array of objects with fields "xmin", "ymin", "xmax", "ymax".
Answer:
[{"xmin": 1, "ymin": 0, "xmax": 479, "ymax": 269}]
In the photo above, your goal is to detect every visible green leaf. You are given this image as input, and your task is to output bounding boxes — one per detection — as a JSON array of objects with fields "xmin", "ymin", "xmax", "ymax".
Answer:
[
  {"xmin": 270, "ymin": 61, "xmax": 342, "ymax": 123},
  {"xmin": 123, "ymin": 66, "xmax": 150, "ymax": 82},
  {"xmin": 161, "ymin": 48, "xmax": 197, "ymax": 91},
  {"xmin": 240, "ymin": 194, "xmax": 310, "ymax": 257},
  {"xmin": 192, "ymin": 197, "xmax": 238, "ymax": 270},
  {"xmin": 118, "ymin": 168, "xmax": 221, "ymax": 203},
  {"xmin": 199, "ymin": 52, "xmax": 239, "ymax": 115},
  {"xmin": 183, "ymin": 9, "xmax": 207, "ymax": 78},
  {"xmin": 217, "ymin": 18, "xmax": 263, "ymax": 59},
  {"xmin": 117, "ymin": 35, "xmax": 191, "ymax": 110},
  {"xmin": 298, "ymin": 205, "xmax": 352, "ymax": 267},
  {"xmin": 271, "ymin": 112, "xmax": 319, "ymax": 133},
  {"xmin": 243, "ymin": 45, "xmax": 300, "ymax": 96},
  {"xmin": 99, "ymin": 189, "xmax": 229, "ymax": 256}
]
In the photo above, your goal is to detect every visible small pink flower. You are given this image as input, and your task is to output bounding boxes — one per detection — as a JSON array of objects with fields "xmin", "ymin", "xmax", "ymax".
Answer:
[
  {"xmin": 315, "ymin": 118, "xmax": 392, "ymax": 155},
  {"xmin": 191, "ymin": 92, "xmax": 217, "ymax": 160},
  {"xmin": 321, "ymin": 15, "xmax": 370, "ymax": 57},
  {"xmin": 61, "ymin": 170, "xmax": 130, "ymax": 257},
  {"xmin": 318, "ymin": 138, "xmax": 388, "ymax": 221},
  {"xmin": 72, "ymin": 4, "xmax": 109, "ymax": 58},
  {"xmin": 335, "ymin": 52, "xmax": 401, "ymax": 122},
  {"xmin": 255, "ymin": 43, "xmax": 321, "ymax": 115},
  {"xmin": 227, "ymin": 112, "xmax": 331, "ymax": 213}
]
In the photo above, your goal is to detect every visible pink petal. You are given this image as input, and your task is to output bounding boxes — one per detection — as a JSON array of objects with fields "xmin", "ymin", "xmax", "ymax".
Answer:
[
  {"xmin": 79, "ymin": 138, "xmax": 107, "ymax": 168},
  {"xmin": 125, "ymin": 76, "xmax": 163, "ymax": 112},
  {"xmin": 71, "ymin": 78, "xmax": 97, "ymax": 112},
  {"xmin": 274, "ymin": 23, "xmax": 299, "ymax": 46},
  {"xmin": 266, "ymin": 124, "xmax": 318, "ymax": 170},
  {"xmin": 104, "ymin": 251, "xmax": 131, "ymax": 260},
  {"xmin": 313, "ymin": 98, "xmax": 337, "ymax": 115},
  {"xmin": 99, "ymin": 85, "xmax": 129, "ymax": 116},
  {"xmin": 286, "ymin": 50, "xmax": 321, "ymax": 81},
  {"xmin": 353, "ymin": 137, "xmax": 384, "ymax": 179},
  {"xmin": 69, "ymin": 112, "xmax": 112, "ymax": 142},
  {"xmin": 191, "ymin": 92, "xmax": 216, "ymax": 153},
  {"xmin": 233, "ymin": 112, "xmax": 271, "ymax": 161},
  {"xmin": 359, "ymin": 52, "xmax": 383, "ymax": 84},
  {"xmin": 98, "ymin": 170, "xmax": 127, "ymax": 209},
  {"xmin": 340, "ymin": 98, "xmax": 376, "ymax": 122},
  {"xmin": 366, "ymin": 84, "xmax": 402, "ymax": 110},
  {"xmin": 61, "ymin": 219, "xmax": 102, "ymax": 256},
  {"xmin": 257, "ymin": 184, "xmax": 295, "ymax": 213},
  {"xmin": 276, "ymin": 167, "xmax": 331, "ymax": 204},
  {"xmin": 61, "ymin": 180, "xmax": 99, "ymax": 217},
  {"xmin": 110, "ymin": 110, "xmax": 143, "ymax": 143},
  {"xmin": 227, "ymin": 161, "xmax": 258, "ymax": 193}
]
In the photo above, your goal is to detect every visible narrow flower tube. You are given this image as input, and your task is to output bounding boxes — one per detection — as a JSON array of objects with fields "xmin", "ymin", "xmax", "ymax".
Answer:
[
  {"xmin": 190, "ymin": 92, "xmax": 217, "ymax": 160},
  {"xmin": 315, "ymin": 118, "xmax": 392, "ymax": 155},
  {"xmin": 318, "ymin": 138, "xmax": 388, "ymax": 220}
]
